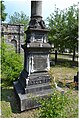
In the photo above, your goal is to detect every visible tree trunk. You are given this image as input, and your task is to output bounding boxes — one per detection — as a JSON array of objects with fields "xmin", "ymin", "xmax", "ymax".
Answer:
[
  {"xmin": 55, "ymin": 49, "xmax": 57, "ymax": 64},
  {"xmin": 72, "ymin": 46, "xmax": 75, "ymax": 62}
]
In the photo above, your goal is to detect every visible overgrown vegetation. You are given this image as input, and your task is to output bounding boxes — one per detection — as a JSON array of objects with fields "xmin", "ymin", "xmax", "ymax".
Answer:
[
  {"xmin": 1, "ymin": 38, "xmax": 23, "ymax": 85},
  {"xmin": 38, "ymin": 90, "xmax": 78, "ymax": 118}
]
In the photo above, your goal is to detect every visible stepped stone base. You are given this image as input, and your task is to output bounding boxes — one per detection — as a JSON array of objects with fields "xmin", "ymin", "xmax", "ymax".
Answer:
[
  {"xmin": 13, "ymin": 71, "xmax": 53, "ymax": 111},
  {"xmin": 13, "ymin": 81, "xmax": 53, "ymax": 111}
]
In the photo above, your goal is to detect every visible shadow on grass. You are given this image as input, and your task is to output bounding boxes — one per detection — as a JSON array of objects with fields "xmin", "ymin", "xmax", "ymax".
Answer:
[
  {"xmin": 1, "ymin": 87, "xmax": 20, "ymax": 114},
  {"xmin": 57, "ymin": 81, "xmax": 78, "ymax": 90},
  {"xmin": 50, "ymin": 58, "xmax": 78, "ymax": 68}
]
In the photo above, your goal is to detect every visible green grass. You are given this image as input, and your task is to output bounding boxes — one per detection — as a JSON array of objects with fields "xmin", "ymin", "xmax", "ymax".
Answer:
[
  {"xmin": 1, "ymin": 87, "xmax": 13, "ymax": 118},
  {"xmin": 50, "ymin": 66, "xmax": 77, "ymax": 83},
  {"xmin": 1, "ymin": 58, "xmax": 78, "ymax": 118}
]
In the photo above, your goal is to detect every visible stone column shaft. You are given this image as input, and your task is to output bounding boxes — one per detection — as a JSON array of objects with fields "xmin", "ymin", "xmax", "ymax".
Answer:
[{"xmin": 31, "ymin": 1, "xmax": 42, "ymax": 17}]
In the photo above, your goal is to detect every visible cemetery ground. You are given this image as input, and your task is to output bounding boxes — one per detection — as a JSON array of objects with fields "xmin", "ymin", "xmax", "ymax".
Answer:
[{"xmin": 1, "ymin": 54, "xmax": 78, "ymax": 118}]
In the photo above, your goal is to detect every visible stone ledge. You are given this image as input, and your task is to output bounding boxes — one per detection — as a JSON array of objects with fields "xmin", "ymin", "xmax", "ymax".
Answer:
[{"xmin": 25, "ymin": 83, "xmax": 52, "ymax": 94}]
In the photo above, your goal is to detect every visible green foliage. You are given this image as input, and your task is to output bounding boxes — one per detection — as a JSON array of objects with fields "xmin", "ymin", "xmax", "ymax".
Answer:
[
  {"xmin": 38, "ymin": 90, "xmax": 78, "ymax": 118},
  {"xmin": 9, "ymin": 11, "xmax": 29, "ymax": 30},
  {"xmin": 38, "ymin": 90, "xmax": 67, "ymax": 118},
  {"xmin": 1, "ymin": 38, "xmax": 23, "ymax": 84},
  {"xmin": 47, "ymin": 5, "xmax": 78, "ymax": 54},
  {"xmin": 0, "ymin": 1, "xmax": 7, "ymax": 21},
  {"xmin": 66, "ymin": 5, "xmax": 78, "ymax": 51}
]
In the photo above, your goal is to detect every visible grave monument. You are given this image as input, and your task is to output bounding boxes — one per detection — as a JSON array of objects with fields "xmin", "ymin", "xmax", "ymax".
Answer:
[{"xmin": 13, "ymin": 1, "xmax": 52, "ymax": 111}]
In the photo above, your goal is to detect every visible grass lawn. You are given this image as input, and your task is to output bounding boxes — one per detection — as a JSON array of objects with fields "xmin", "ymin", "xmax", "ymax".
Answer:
[{"xmin": 1, "ymin": 59, "xmax": 78, "ymax": 118}]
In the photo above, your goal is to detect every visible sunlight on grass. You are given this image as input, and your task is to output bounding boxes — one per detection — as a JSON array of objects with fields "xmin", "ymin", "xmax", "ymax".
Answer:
[
  {"xmin": 50, "ymin": 66, "xmax": 77, "ymax": 81},
  {"xmin": 1, "ymin": 101, "xmax": 12, "ymax": 118},
  {"xmin": 1, "ymin": 63, "xmax": 78, "ymax": 118}
]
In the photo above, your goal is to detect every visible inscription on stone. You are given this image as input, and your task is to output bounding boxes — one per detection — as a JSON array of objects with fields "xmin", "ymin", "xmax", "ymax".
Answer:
[{"xmin": 33, "ymin": 55, "xmax": 47, "ymax": 71}]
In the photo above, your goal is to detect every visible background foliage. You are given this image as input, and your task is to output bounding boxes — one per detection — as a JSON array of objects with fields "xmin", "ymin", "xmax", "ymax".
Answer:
[
  {"xmin": 9, "ymin": 11, "xmax": 29, "ymax": 30},
  {"xmin": 1, "ymin": 38, "xmax": 23, "ymax": 84},
  {"xmin": 47, "ymin": 5, "xmax": 78, "ymax": 61},
  {"xmin": 0, "ymin": 1, "xmax": 7, "ymax": 22}
]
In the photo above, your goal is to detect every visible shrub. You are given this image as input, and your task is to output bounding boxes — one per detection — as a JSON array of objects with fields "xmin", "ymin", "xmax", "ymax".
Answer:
[
  {"xmin": 38, "ymin": 90, "xmax": 68, "ymax": 118},
  {"xmin": 1, "ymin": 38, "xmax": 23, "ymax": 84},
  {"xmin": 38, "ymin": 89, "xmax": 78, "ymax": 118}
]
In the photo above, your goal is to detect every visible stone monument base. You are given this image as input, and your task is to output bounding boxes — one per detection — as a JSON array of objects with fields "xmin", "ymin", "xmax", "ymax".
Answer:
[{"xmin": 13, "ymin": 71, "xmax": 53, "ymax": 111}]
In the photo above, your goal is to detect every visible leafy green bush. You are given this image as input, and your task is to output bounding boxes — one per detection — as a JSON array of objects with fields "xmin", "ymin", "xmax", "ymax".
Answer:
[
  {"xmin": 38, "ymin": 90, "xmax": 68, "ymax": 118},
  {"xmin": 1, "ymin": 39, "xmax": 23, "ymax": 84},
  {"xmin": 38, "ymin": 90, "xmax": 78, "ymax": 118}
]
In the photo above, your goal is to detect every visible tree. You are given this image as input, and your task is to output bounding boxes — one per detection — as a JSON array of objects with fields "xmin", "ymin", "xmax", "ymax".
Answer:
[
  {"xmin": 66, "ymin": 5, "xmax": 78, "ymax": 61},
  {"xmin": 47, "ymin": 5, "xmax": 78, "ymax": 62},
  {"xmin": 0, "ymin": 1, "xmax": 7, "ymax": 22},
  {"xmin": 47, "ymin": 7, "xmax": 66, "ymax": 50},
  {"xmin": 47, "ymin": 7, "xmax": 67, "ymax": 63},
  {"xmin": 9, "ymin": 11, "xmax": 29, "ymax": 30}
]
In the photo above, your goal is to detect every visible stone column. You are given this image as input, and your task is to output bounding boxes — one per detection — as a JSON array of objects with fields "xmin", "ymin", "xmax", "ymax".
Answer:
[{"xmin": 31, "ymin": 1, "xmax": 42, "ymax": 17}]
